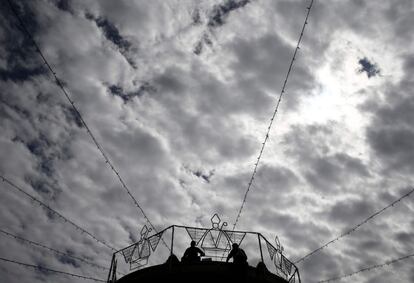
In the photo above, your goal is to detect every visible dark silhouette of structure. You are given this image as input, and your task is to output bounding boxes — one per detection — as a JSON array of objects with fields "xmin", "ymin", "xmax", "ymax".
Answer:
[
  {"xmin": 182, "ymin": 240, "xmax": 205, "ymax": 263},
  {"xmin": 107, "ymin": 214, "xmax": 301, "ymax": 283}
]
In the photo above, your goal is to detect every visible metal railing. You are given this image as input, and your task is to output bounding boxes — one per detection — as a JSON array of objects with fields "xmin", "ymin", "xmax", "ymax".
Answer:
[{"xmin": 107, "ymin": 214, "xmax": 301, "ymax": 283}]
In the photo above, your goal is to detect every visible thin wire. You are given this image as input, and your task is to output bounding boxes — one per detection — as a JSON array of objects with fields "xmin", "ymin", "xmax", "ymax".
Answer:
[
  {"xmin": 295, "ymin": 187, "xmax": 414, "ymax": 264},
  {"xmin": 6, "ymin": 0, "xmax": 168, "ymax": 249},
  {"xmin": 232, "ymin": 0, "xmax": 315, "ymax": 231},
  {"xmin": 0, "ymin": 256, "xmax": 106, "ymax": 282},
  {"xmin": 0, "ymin": 228, "xmax": 109, "ymax": 272},
  {"xmin": 0, "ymin": 174, "xmax": 116, "ymax": 251},
  {"xmin": 317, "ymin": 252, "xmax": 414, "ymax": 282}
]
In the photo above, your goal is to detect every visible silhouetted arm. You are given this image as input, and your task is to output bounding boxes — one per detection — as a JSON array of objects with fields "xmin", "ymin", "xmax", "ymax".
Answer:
[
  {"xmin": 197, "ymin": 247, "xmax": 205, "ymax": 257},
  {"xmin": 226, "ymin": 250, "xmax": 234, "ymax": 262}
]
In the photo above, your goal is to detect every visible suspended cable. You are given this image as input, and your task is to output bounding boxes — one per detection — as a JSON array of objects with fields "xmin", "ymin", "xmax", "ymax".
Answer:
[
  {"xmin": 295, "ymin": 187, "xmax": 414, "ymax": 264},
  {"xmin": 0, "ymin": 256, "xmax": 106, "ymax": 282},
  {"xmin": 5, "ymin": 0, "xmax": 168, "ymax": 249},
  {"xmin": 232, "ymin": 0, "xmax": 315, "ymax": 230},
  {"xmin": 0, "ymin": 175, "xmax": 116, "ymax": 251},
  {"xmin": 0, "ymin": 228, "xmax": 109, "ymax": 272},
  {"xmin": 317, "ymin": 252, "xmax": 414, "ymax": 283}
]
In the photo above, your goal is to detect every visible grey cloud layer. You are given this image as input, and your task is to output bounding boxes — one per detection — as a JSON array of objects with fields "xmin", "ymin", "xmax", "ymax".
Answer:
[{"xmin": 1, "ymin": 0, "xmax": 414, "ymax": 283}]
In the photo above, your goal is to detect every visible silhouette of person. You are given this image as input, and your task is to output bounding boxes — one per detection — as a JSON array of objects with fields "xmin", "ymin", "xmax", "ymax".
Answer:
[
  {"xmin": 226, "ymin": 243, "xmax": 247, "ymax": 265},
  {"xmin": 182, "ymin": 240, "xmax": 205, "ymax": 263}
]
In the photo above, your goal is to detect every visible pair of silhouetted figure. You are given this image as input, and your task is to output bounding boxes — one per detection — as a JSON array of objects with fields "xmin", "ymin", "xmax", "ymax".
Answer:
[{"xmin": 182, "ymin": 241, "xmax": 248, "ymax": 265}]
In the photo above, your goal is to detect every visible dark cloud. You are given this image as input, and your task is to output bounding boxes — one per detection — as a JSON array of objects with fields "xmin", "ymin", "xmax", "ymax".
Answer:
[
  {"xmin": 249, "ymin": 165, "xmax": 301, "ymax": 203},
  {"xmin": 193, "ymin": 40, "xmax": 203, "ymax": 55},
  {"xmin": 384, "ymin": 0, "xmax": 414, "ymax": 44},
  {"xmin": 358, "ymin": 57, "xmax": 381, "ymax": 78},
  {"xmin": 193, "ymin": 0, "xmax": 250, "ymax": 56},
  {"xmin": 57, "ymin": 254, "xmax": 80, "ymax": 268},
  {"xmin": 394, "ymin": 231, "xmax": 414, "ymax": 251},
  {"xmin": 86, "ymin": 13, "xmax": 136, "ymax": 68},
  {"xmin": 367, "ymin": 127, "xmax": 414, "ymax": 172},
  {"xmin": 283, "ymin": 123, "xmax": 370, "ymax": 193},
  {"xmin": 228, "ymin": 33, "xmax": 315, "ymax": 109},
  {"xmin": 363, "ymin": 57, "xmax": 414, "ymax": 174},
  {"xmin": 191, "ymin": 8, "xmax": 202, "ymax": 25},
  {"xmin": 187, "ymin": 167, "xmax": 215, "ymax": 183},
  {"xmin": 88, "ymin": 15, "xmax": 131, "ymax": 50},
  {"xmin": 61, "ymin": 106, "xmax": 83, "ymax": 128},
  {"xmin": 108, "ymin": 82, "xmax": 155, "ymax": 103},
  {"xmin": 207, "ymin": 0, "xmax": 250, "ymax": 28},
  {"xmin": 52, "ymin": 0, "xmax": 73, "ymax": 14},
  {"xmin": 0, "ymin": 65, "xmax": 45, "ymax": 82},
  {"xmin": 258, "ymin": 210, "xmax": 333, "ymax": 259},
  {"xmin": 0, "ymin": 2, "xmax": 46, "ymax": 82},
  {"xmin": 193, "ymin": 33, "xmax": 213, "ymax": 55},
  {"xmin": 327, "ymin": 197, "xmax": 374, "ymax": 225},
  {"xmin": 304, "ymin": 153, "xmax": 370, "ymax": 193}
]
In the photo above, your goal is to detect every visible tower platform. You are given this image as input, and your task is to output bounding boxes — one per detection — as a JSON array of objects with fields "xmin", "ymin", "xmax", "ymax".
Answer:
[{"xmin": 117, "ymin": 260, "xmax": 288, "ymax": 283}]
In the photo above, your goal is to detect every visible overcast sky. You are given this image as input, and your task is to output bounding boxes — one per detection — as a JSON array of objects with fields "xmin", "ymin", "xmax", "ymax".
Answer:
[{"xmin": 1, "ymin": 0, "xmax": 414, "ymax": 282}]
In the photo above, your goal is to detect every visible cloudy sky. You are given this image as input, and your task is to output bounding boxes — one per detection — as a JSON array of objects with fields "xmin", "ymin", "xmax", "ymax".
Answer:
[{"xmin": 1, "ymin": 0, "xmax": 414, "ymax": 282}]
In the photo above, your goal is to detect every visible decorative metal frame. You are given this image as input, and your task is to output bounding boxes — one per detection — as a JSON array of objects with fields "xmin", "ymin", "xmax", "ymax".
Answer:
[{"xmin": 108, "ymin": 214, "xmax": 301, "ymax": 283}]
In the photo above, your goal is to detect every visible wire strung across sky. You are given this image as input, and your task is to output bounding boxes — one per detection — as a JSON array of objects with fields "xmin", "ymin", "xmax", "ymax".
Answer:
[
  {"xmin": 317, "ymin": 252, "xmax": 414, "ymax": 282},
  {"xmin": 232, "ymin": 0, "xmax": 315, "ymax": 231},
  {"xmin": 295, "ymin": 187, "xmax": 414, "ymax": 264},
  {"xmin": 6, "ymin": 0, "xmax": 167, "ymax": 248},
  {"xmin": 0, "ymin": 228, "xmax": 110, "ymax": 272},
  {"xmin": 0, "ymin": 175, "xmax": 116, "ymax": 251},
  {"xmin": 0, "ymin": 256, "xmax": 106, "ymax": 282}
]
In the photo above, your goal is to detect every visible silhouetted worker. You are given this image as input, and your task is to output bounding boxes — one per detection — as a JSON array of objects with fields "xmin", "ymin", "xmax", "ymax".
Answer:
[
  {"xmin": 182, "ymin": 241, "xmax": 205, "ymax": 263},
  {"xmin": 226, "ymin": 243, "xmax": 247, "ymax": 265}
]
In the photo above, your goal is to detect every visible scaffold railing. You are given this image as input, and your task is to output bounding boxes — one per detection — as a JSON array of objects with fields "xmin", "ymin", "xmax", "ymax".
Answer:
[{"xmin": 107, "ymin": 214, "xmax": 301, "ymax": 283}]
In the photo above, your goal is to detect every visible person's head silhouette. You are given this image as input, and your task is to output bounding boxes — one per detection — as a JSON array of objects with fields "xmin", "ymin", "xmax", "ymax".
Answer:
[
  {"xmin": 191, "ymin": 240, "xmax": 196, "ymax": 247},
  {"xmin": 232, "ymin": 243, "xmax": 239, "ymax": 249}
]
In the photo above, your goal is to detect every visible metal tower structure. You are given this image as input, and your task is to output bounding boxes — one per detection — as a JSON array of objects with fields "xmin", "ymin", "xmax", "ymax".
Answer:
[{"xmin": 107, "ymin": 214, "xmax": 301, "ymax": 283}]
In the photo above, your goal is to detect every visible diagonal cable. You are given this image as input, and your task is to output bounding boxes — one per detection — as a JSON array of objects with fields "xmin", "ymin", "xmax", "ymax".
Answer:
[
  {"xmin": 0, "ymin": 256, "xmax": 106, "ymax": 282},
  {"xmin": 295, "ymin": 187, "xmax": 414, "ymax": 264},
  {"xmin": 317, "ymin": 252, "xmax": 414, "ymax": 282},
  {"xmin": 0, "ymin": 228, "xmax": 109, "ymax": 272},
  {"xmin": 1, "ymin": 174, "xmax": 116, "ymax": 251},
  {"xmin": 6, "ymin": 0, "xmax": 168, "ymax": 249},
  {"xmin": 232, "ymin": 0, "xmax": 315, "ymax": 230}
]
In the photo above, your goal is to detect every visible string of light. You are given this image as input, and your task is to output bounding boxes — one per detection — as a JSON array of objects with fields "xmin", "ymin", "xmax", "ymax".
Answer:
[
  {"xmin": 317, "ymin": 252, "xmax": 414, "ymax": 282},
  {"xmin": 232, "ymin": 0, "xmax": 315, "ymax": 230},
  {"xmin": 6, "ymin": 0, "xmax": 167, "ymax": 249},
  {"xmin": 295, "ymin": 187, "xmax": 414, "ymax": 264},
  {"xmin": 0, "ymin": 228, "xmax": 110, "ymax": 272},
  {"xmin": 0, "ymin": 175, "xmax": 116, "ymax": 251},
  {"xmin": 0, "ymin": 256, "xmax": 106, "ymax": 282}
]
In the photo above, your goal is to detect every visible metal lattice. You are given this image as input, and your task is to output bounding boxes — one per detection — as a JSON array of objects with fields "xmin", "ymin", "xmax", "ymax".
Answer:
[
  {"xmin": 132, "ymin": 241, "xmax": 150, "ymax": 262},
  {"xmin": 224, "ymin": 231, "xmax": 246, "ymax": 245},
  {"xmin": 110, "ymin": 215, "xmax": 302, "ymax": 283},
  {"xmin": 281, "ymin": 254, "xmax": 293, "ymax": 275},
  {"xmin": 121, "ymin": 245, "xmax": 136, "ymax": 263},
  {"xmin": 148, "ymin": 231, "xmax": 163, "ymax": 252},
  {"xmin": 185, "ymin": 227, "xmax": 208, "ymax": 246},
  {"xmin": 202, "ymin": 230, "xmax": 230, "ymax": 251},
  {"xmin": 121, "ymin": 226, "xmax": 159, "ymax": 268},
  {"xmin": 266, "ymin": 241, "xmax": 277, "ymax": 260}
]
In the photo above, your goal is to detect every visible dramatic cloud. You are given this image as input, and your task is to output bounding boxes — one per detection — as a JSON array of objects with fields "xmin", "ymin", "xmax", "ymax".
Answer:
[{"xmin": 1, "ymin": 1, "xmax": 414, "ymax": 283}]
